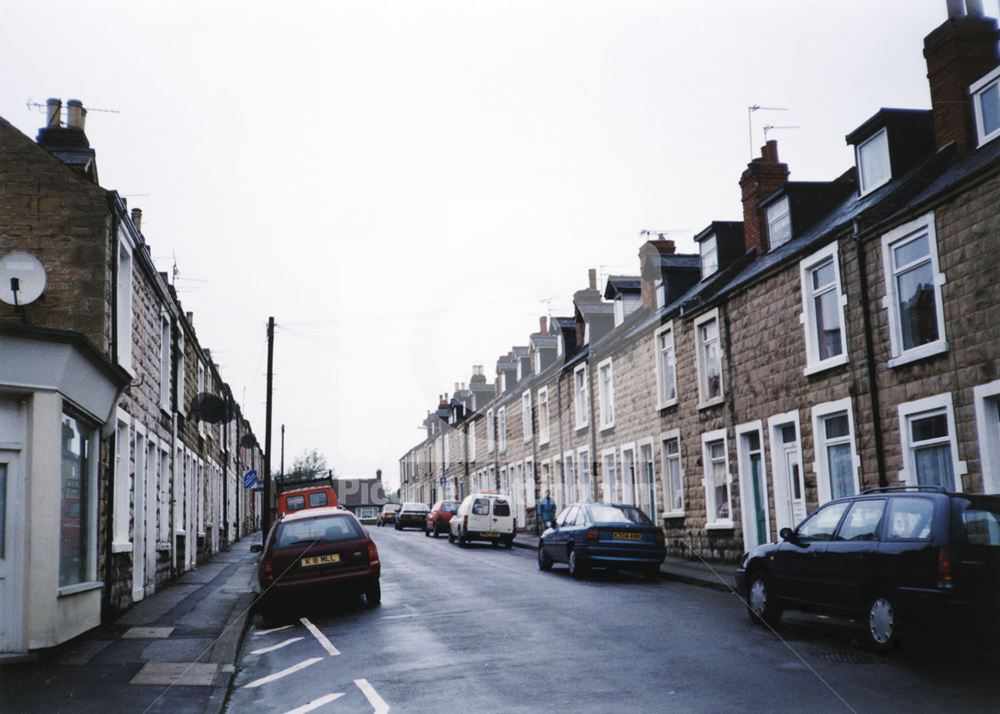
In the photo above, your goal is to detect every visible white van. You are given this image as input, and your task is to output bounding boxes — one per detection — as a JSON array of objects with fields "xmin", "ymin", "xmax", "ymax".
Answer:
[{"xmin": 448, "ymin": 493, "xmax": 516, "ymax": 548}]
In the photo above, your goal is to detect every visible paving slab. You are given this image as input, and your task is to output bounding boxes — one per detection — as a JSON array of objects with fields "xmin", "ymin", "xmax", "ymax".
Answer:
[
  {"xmin": 130, "ymin": 661, "xmax": 219, "ymax": 686},
  {"xmin": 122, "ymin": 626, "xmax": 175, "ymax": 639}
]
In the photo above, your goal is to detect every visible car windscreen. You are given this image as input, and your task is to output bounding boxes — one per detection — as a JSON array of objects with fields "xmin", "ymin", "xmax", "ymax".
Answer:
[
  {"xmin": 959, "ymin": 499, "xmax": 1000, "ymax": 546},
  {"xmin": 309, "ymin": 492, "xmax": 329, "ymax": 507},
  {"xmin": 285, "ymin": 495, "xmax": 306, "ymax": 511},
  {"xmin": 589, "ymin": 505, "xmax": 651, "ymax": 525},
  {"xmin": 492, "ymin": 499, "xmax": 510, "ymax": 517},
  {"xmin": 276, "ymin": 516, "xmax": 362, "ymax": 548}
]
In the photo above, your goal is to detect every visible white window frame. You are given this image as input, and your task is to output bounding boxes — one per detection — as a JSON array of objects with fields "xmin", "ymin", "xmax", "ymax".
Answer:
[
  {"xmin": 970, "ymin": 65, "xmax": 1000, "ymax": 148},
  {"xmin": 856, "ymin": 127, "xmax": 891, "ymax": 195},
  {"xmin": 525, "ymin": 458, "xmax": 535, "ymax": 509},
  {"xmin": 116, "ymin": 229, "xmax": 134, "ymax": 373},
  {"xmin": 537, "ymin": 387, "xmax": 550, "ymax": 445},
  {"xmin": 577, "ymin": 447, "xmax": 592, "ymax": 503},
  {"xmin": 443, "ymin": 432, "xmax": 451, "ymax": 470},
  {"xmin": 701, "ymin": 233, "xmax": 718, "ymax": 279},
  {"xmin": 654, "ymin": 322, "xmax": 678, "ymax": 410},
  {"xmin": 898, "ymin": 393, "xmax": 967, "ymax": 492},
  {"xmin": 522, "ymin": 391, "xmax": 533, "ymax": 443},
  {"xmin": 112, "ymin": 410, "xmax": 132, "ymax": 551},
  {"xmin": 597, "ymin": 357, "xmax": 615, "ymax": 430},
  {"xmin": 197, "ymin": 361, "xmax": 206, "ymax": 437},
  {"xmin": 601, "ymin": 448, "xmax": 618, "ymax": 503},
  {"xmin": 637, "ymin": 437, "xmax": 657, "ymax": 520},
  {"xmin": 468, "ymin": 422, "xmax": 477, "ymax": 463},
  {"xmin": 701, "ymin": 428, "xmax": 733, "ymax": 529},
  {"xmin": 573, "ymin": 363, "xmax": 589, "ymax": 429},
  {"xmin": 974, "ymin": 380, "xmax": 1000, "ymax": 495},
  {"xmin": 159, "ymin": 313, "xmax": 171, "ymax": 411},
  {"xmin": 694, "ymin": 308, "xmax": 724, "ymax": 408},
  {"xmin": 660, "ymin": 429, "xmax": 684, "ymax": 517},
  {"xmin": 799, "ymin": 242, "xmax": 849, "ymax": 375},
  {"xmin": 620, "ymin": 443, "xmax": 637, "ymax": 506},
  {"xmin": 562, "ymin": 451, "xmax": 576, "ymax": 505},
  {"xmin": 736, "ymin": 420, "xmax": 770, "ymax": 549},
  {"xmin": 497, "ymin": 406, "xmax": 507, "ymax": 454},
  {"xmin": 175, "ymin": 327, "xmax": 187, "ymax": 416},
  {"xmin": 486, "ymin": 409, "xmax": 495, "ymax": 453},
  {"xmin": 881, "ymin": 212, "xmax": 947, "ymax": 368},
  {"xmin": 811, "ymin": 398, "xmax": 862, "ymax": 505},
  {"xmin": 766, "ymin": 196, "xmax": 792, "ymax": 250},
  {"xmin": 158, "ymin": 443, "xmax": 171, "ymax": 545}
]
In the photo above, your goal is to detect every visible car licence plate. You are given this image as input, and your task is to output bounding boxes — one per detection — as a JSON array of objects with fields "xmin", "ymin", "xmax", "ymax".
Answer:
[
  {"xmin": 301, "ymin": 553, "xmax": 340, "ymax": 567},
  {"xmin": 612, "ymin": 531, "xmax": 642, "ymax": 541},
  {"xmin": 482, "ymin": 532, "xmax": 500, "ymax": 538}
]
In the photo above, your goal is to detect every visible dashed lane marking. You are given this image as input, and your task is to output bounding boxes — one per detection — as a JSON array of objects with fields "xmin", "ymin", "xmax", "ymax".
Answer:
[
  {"xmin": 300, "ymin": 617, "xmax": 341, "ymax": 656},
  {"xmin": 283, "ymin": 692, "xmax": 346, "ymax": 714},
  {"xmin": 251, "ymin": 637, "xmax": 305, "ymax": 655},
  {"xmin": 355, "ymin": 678, "xmax": 389, "ymax": 714},
  {"xmin": 255, "ymin": 624, "xmax": 294, "ymax": 636},
  {"xmin": 243, "ymin": 657, "xmax": 323, "ymax": 689}
]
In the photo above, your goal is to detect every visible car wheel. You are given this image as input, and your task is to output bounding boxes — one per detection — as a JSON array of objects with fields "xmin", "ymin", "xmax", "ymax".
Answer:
[
  {"xmin": 746, "ymin": 571, "xmax": 783, "ymax": 627},
  {"xmin": 459, "ymin": 529, "xmax": 468, "ymax": 547},
  {"xmin": 537, "ymin": 545, "xmax": 553, "ymax": 571},
  {"xmin": 568, "ymin": 548, "xmax": 587, "ymax": 579},
  {"xmin": 448, "ymin": 529, "xmax": 456, "ymax": 544},
  {"xmin": 424, "ymin": 525, "xmax": 430, "ymax": 537},
  {"xmin": 864, "ymin": 591, "xmax": 900, "ymax": 653},
  {"xmin": 365, "ymin": 580, "xmax": 381, "ymax": 608},
  {"xmin": 394, "ymin": 522, "xmax": 401, "ymax": 531},
  {"xmin": 433, "ymin": 524, "xmax": 440, "ymax": 538},
  {"xmin": 504, "ymin": 538, "xmax": 513, "ymax": 550},
  {"xmin": 642, "ymin": 565, "xmax": 659, "ymax": 582}
]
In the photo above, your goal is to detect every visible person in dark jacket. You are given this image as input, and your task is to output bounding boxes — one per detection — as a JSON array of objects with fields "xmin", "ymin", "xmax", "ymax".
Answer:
[{"xmin": 537, "ymin": 490, "xmax": 556, "ymax": 532}]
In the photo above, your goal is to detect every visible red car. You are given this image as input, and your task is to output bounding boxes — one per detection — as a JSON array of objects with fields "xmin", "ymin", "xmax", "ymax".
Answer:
[
  {"xmin": 252, "ymin": 506, "xmax": 380, "ymax": 621},
  {"xmin": 425, "ymin": 500, "xmax": 461, "ymax": 537}
]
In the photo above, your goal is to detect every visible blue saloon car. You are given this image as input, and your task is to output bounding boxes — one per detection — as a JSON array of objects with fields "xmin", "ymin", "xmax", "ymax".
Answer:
[{"xmin": 538, "ymin": 503, "xmax": 666, "ymax": 579}]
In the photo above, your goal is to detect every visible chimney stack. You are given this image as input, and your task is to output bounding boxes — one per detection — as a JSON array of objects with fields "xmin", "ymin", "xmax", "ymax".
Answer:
[
  {"xmin": 539, "ymin": 315, "xmax": 548, "ymax": 334},
  {"xmin": 46, "ymin": 98, "xmax": 61, "ymax": 128},
  {"xmin": 131, "ymin": 208, "xmax": 143, "ymax": 234},
  {"xmin": 66, "ymin": 99, "xmax": 86, "ymax": 131},
  {"xmin": 924, "ymin": 1, "xmax": 999, "ymax": 153},
  {"xmin": 740, "ymin": 140, "xmax": 790, "ymax": 254},
  {"xmin": 638, "ymin": 238, "xmax": 677, "ymax": 309},
  {"xmin": 588, "ymin": 268, "xmax": 597, "ymax": 291},
  {"xmin": 186, "ymin": 311, "xmax": 194, "ymax": 328}
]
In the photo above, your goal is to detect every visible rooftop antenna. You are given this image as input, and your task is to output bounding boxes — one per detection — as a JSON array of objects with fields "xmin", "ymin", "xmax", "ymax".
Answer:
[
  {"xmin": 26, "ymin": 99, "xmax": 121, "ymax": 116},
  {"xmin": 748, "ymin": 105, "xmax": 788, "ymax": 159},
  {"xmin": 639, "ymin": 228, "xmax": 688, "ymax": 241},
  {"xmin": 763, "ymin": 124, "xmax": 801, "ymax": 141},
  {"xmin": 171, "ymin": 251, "xmax": 179, "ymax": 285}
]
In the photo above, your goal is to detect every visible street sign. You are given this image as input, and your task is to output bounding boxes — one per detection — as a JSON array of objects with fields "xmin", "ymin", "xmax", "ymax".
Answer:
[{"xmin": 243, "ymin": 469, "xmax": 258, "ymax": 489}]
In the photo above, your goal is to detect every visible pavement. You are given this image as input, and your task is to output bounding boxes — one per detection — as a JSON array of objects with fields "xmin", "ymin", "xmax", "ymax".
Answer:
[
  {"xmin": 0, "ymin": 533, "xmax": 261, "ymax": 714},
  {"xmin": 511, "ymin": 532, "xmax": 740, "ymax": 593}
]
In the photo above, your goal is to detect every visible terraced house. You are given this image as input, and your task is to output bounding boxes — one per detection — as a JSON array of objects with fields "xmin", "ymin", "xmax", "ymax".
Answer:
[
  {"xmin": 0, "ymin": 102, "xmax": 263, "ymax": 655},
  {"xmin": 399, "ymin": 7, "xmax": 1000, "ymax": 561}
]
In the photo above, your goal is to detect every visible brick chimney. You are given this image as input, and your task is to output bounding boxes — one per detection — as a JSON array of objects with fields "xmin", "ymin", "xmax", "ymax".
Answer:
[
  {"xmin": 739, "ymin": 140, "xmax": 790, "ymax": 254},
  {"xmin": 539, "ymin": 316, "xmax": 548, "ymax": 335},
  {"xmin": 638, "ymin": 239, "xmax": 676, "ymax": 309},
  {"xmin": 131, "ymin": 208, "xmax": 143, "ymax": 234},
  {"xmin": 924, "ymin": 1, "xmax": 1000, "ymax": 152}
]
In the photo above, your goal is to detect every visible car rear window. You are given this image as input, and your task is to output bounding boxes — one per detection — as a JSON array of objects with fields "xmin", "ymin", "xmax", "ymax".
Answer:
[
  {"xmin": 403, "ymin": 502, "xmax": 428, "ymax": 512},
  {"xmin": 886, "ymin": 497, "xmax": 934, "ymax": 541},
  {"xmin": 383, "ymin": 504, "xmax": 400, "ymax": 512},
  {"xmin": 472, "ymin": 498, "xmax": 491, "ymax": 515},
  {"xmin": 589, "ymin": 505, "xmax": 651, "ymax": 525},
  {"xmin": 960, "ymin": 502, "xmax": 1000, "ymax": 546},
  {"xmin": 276, "ymin": 516, "xmax": 362, "ymax": 547},
  {"xmin": 309, "ymin": 492, "xmax": 329, "ymax": 507},
  {"xmin": 285, "ymin": 495, "xmax": 306, "ymax": 511},
  {"xmin": 442, "ymin": 502, "xmax": 460, "ymax": 514},
  {"xmin": 492, "ymin": 500, "xmax": 510, "ymax": 517}
]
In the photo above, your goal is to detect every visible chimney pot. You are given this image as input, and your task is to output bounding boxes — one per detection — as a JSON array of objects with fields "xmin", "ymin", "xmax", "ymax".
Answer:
[
  {"xmin": 66, "ymin": 99, "xmax": 86, "ymax": 131},
  {"xmin": 966, "ymin": 0, "xmax": 984, "ymax": 18},
  {"xmin": 588, "ymin": 268, "xmax": 597, "ymax": 290},
  {"xmin": 45, "ymin": 98, "xmax": 61, "ymax": 128},
  {"xmin": 131, "ymin": 208, "xmax": 143, "ymax": 233},
  {"xmin": 947, "ymin": 0, "xmax": 966, "ymax": 18},
  {"xmin": 762, "ymin": 140, "xmax": 779, "ymax": 163}
]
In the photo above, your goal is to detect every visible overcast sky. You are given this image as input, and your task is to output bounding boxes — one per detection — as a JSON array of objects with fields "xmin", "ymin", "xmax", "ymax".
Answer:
[{"xmin": 3, "ymin": 0, "xmax": 994, "ymax": 490}]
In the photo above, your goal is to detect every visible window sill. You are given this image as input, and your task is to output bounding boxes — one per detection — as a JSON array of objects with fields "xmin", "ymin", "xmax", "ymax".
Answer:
[
  {"xmin": 888, "ymin": 341, "xmax": 948, "ymax": 369},
  {"xmin": 706, "ymin": 520, "xmax": 735, "ymax": 531},
  {"xmin": 657, "ymin": 399, "xmax": 678, "ymax": 411},
  {"xmin": 157, "ymin": 542, "xmax": 171, "ymax": 552},
  {"xmin": 698, "ymin": 397, "xmax": 725, "ymax": 411},
  {"xmin": 662, "ymin": 510, "xmax": 686, "ymax": 519},
  {"xmin": 538, "ymin": 438, "xmax": 550, "ymax": 447},
  {"xmin": 58, "ymin": 581, "xmax": 103, "ymax": 598},
  {"xmin": 803, "ymin": 354, "xmax": 849, "ymax": 377},
  {"xmin": 575, "ymin": 424, "xmax": 589, "ymax": 433},
  {"xmin": 111, "ymin": 541, "xmax": 132, "ymax": 553},
  {"xmin": 600, "ymin": 423, "xmax": 615, "ymax": 433}
]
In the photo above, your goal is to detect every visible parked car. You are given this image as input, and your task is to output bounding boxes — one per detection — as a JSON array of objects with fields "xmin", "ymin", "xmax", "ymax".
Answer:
[
  {"xmin": 736, "ymin": 487, "xmax": 1000, "ymax": 652},
  {"xmin": 276, "ymin": 483, "xmax": 339, "ymax": 516},
  {"xmin": 394, "ymin": 502, "xmax": 430, "ymax": 530},
  {"xmin": 425, "ymin": 500, "xmax": 461, "ymax": 537},
  {"xmin": 377, "ymin": 503, "xmax": 401, "ymax": 527},
  {"xmin": 537, "ymin": 502, "xmax": 665, "ymax": 579},
  {"xmin": 448, "ymin": 493, "xmax": 516, "ymax": 548},
  {"xmin": 252, "ymin": 506, "xmax": 381, "ymax": 620}
]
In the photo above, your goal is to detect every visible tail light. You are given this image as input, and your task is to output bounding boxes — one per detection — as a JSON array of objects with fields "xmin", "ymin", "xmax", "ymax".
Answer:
[
  {"xmin": 463, "ymin": 515, "xmax": 468, "ymax": 529},
  {"xmin": 937, "ymin": 547, "xmax": 954, "ymax": 590},
  {"xmin": 368, "ymin": 540, "xmax": 380, "ymax": 565},
  {"xmin": 585, "ymin": 528, "xmax": 599, "ymax": 542},
  {"xmin": 261, "ymin": 556, "xmax": 274, "ymax": 585},
  {"xmin": 655, "ymin": 531, "xmax": 665, "ymax": 545}
]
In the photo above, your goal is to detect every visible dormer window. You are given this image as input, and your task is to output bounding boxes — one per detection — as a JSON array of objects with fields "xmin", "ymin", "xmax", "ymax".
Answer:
[
  {"xmin": 857, "ymin": 127, "xmax": 891, "ymax": 195},
  {"xmin": 700, "ymin": 234, "xmax": 718, "ymax": 279},
  {"xmin": 971, "ymin": 66, "xmax": 1000, "ymax": 147},
  {"xmin": 766, "ymin": 196, "xmax": 792, "ymax": 250}
]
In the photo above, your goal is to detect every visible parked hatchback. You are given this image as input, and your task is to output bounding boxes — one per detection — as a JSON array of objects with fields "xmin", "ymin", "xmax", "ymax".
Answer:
[
  {"xmin": 449, "ymin": 493, "xmax": 516, "ymax": 547},
  {"xmin": 252, "ymin": 507, "xmax": 380, "ymax": 621},
  {"xmin": 395, "ymin": 502, "xmax": 431, "ymax": 530},
  {"xmin": 425, "ymin": 500, "xmax": 461, "ymax": 537},
  {"xmin": 736, "ymin": 487, "xmax": 1000, "ymax": 652},
  {"xmin": 538, "ymin": 503, "xmax": 665, "ymax": 579},
  {"xmin": 377, "ymin": 503, "xmax": 401, "ymax": 527}
]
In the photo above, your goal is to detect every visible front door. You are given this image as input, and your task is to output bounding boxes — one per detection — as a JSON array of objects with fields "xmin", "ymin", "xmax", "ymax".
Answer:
[
  {"xmin": 0, "ymin": 446, "xmax": 24, "ymax": 654},
  {"xmin": 132, "ymin": 432, "xmax": 146, "ymax": 601},
  {"xmin": 144, "ymin": 441, "xmax": 157, "ymax": 596}
]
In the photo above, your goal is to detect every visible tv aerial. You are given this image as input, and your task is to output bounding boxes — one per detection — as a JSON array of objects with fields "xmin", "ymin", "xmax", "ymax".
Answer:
[{"xmin": 0, "ymin": 251, "xmax": 47, "ymax": 306}]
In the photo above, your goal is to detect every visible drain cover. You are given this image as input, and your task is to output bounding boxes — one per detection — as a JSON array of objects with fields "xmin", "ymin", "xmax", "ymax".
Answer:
[{"xmin": 814, "ymin": 651, "xmax": 878, "ymax": 664}]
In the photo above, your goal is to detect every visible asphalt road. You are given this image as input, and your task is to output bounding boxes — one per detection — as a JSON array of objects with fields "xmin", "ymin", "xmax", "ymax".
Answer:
[{"xmin": 227, "ymin": 525, "xmax": 1000, "ymax": 714}]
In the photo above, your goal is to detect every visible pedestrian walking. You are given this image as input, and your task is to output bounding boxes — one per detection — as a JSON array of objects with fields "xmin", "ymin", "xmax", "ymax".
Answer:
[{"xmin": 537, "ymin": 490, "xmax": 556, "ymax": 533}]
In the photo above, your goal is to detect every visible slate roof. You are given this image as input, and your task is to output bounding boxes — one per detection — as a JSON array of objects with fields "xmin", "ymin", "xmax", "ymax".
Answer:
[{"xmin": 604, "ymin": 275, "xmax": 641, "ymax": 299}]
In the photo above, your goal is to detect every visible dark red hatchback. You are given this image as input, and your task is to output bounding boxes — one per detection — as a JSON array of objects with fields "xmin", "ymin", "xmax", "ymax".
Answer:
[{"xmin": 253, "ymin": 507, "xmax": 381, "ymax": 618}]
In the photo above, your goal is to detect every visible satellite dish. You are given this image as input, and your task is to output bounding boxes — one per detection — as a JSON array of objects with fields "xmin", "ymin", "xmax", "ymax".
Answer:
[{"xmin": 0, "ymin": 252, "xmax": 47, "ymax": 306}]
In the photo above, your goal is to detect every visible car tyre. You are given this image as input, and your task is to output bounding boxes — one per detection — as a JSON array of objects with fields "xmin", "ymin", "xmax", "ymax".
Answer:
[
  {"xmin": 568, "ymin": 548, "xmax": 587, "ymax": 579},
  {"xmin": 864, "ymin": 591, "xmax": 900, "ymax": 653},
  {"xmin": 642, "ymin": 565, "xmax": 659, "ymax": 582},
  {"xmin": 424, "ymin": 524, "xmax": 430, "ymax": 537},
  {"xmin": 365, "ymin": 580, "xmax": 381, "ymax": 608},
  {"xmin": 504, "ymin": 538, "xmax": 513, "ymax": 550},
  {"xmin": 448, "ymin": 529, "xmax": 456, "ymax": 544},
  {"xmin": 459, "ymin": 529, "xmax": 468, "ymax": 547},
  {"xmin": 746, "ymin": 571, "xmax": 783, "ymax": 627},
  {"xmin": 433, "ymin": 524, "xmax": 440, "ymax": 538},
  {"xmin": 537, "ymin": 545, "xmax": 553, "ymax": 571},
  {"xmin": 394, "ymin": 521, "xmax": 402, "ymax": 531}
]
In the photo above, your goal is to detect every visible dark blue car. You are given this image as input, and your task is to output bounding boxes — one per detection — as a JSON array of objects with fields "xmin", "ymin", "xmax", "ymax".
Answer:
[{"xmin": 538, "ymin": 503, "xmax": 666, "ymax": 579}]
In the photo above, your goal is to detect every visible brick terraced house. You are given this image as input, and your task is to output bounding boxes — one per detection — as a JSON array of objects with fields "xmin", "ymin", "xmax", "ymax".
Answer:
[
  {"xmin": 399, "ymin": 6, "xmax": 1000, "ymax": 561},
  {"xmin": 0, "ymin": 102, "xmax": 263, "ymax": 655}
]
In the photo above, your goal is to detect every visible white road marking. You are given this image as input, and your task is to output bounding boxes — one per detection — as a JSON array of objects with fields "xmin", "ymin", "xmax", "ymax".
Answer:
[
  {"xmin": 255, "ymin": 624, "xmax": 294, "ymax": 636},
  {"xmin": 300, "ymin": 617, "xmax": 341, "ymax": 656},
  {"xmin": 355, "ymin": 678, "xmax": 389, "ymax": 714},
  {"xmin": 251, "ymin": 637, "xmax": 305, "ymax": 655},
  {"xmin": 283, "ymin": 692, "xmax": 345, "ymax": 714},
  {"xmin": 243, "ymin": 657, "xmax": 323, "ymax": 689}
]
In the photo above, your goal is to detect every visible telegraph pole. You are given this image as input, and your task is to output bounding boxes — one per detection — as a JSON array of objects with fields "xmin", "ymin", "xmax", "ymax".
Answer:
[
  {"xmin": 280, "ymin": 424, "xmax": 285, "ymax": 484},
  {"xmin": 263, "ymin": 317, "xmax": 275, "ymax": 542}
]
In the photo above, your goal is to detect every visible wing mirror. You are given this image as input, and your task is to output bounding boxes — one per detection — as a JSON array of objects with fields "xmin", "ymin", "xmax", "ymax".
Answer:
[{"xmin": 779, "ymin": 527, "xmax": 796, "ymax": 542}]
